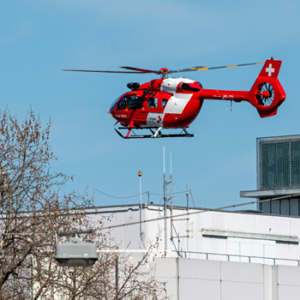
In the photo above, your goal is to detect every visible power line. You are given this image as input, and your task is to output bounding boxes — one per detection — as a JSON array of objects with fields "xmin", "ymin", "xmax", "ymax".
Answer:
[
  {"xmin": 94, "ymin": 189, "xmax": 186, "ymax": 199},
  {"xmin": 94, "ymin": 189, "xmax": 146, "ymax": 199},
  {"xmin": 95, "ymin": 193, "xmax": 300, "ymax": 232},
  {"xmin": 189, "ymin": 189, "xmax": 196, "ymax": 208},
  {"xmin": 173, "ymin": 191, "xmax": 186, "ymax": 195}
]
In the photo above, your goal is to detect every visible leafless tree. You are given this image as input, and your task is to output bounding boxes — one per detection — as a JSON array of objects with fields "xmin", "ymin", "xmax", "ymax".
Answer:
[{"xmin": 0, "ymin": 110, "xmax": 169, "ymax": 300}]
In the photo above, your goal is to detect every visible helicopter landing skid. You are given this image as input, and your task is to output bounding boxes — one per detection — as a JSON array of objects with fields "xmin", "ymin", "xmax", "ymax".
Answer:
[{"xmin": 115, "ymin": 127, "xmax": 194, "ymax": 139}]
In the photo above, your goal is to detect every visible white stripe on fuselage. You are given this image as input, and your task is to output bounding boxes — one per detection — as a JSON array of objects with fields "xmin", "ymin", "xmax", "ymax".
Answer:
[
  {"xmin": 164, "ymin": 93, "xmax": 193, "ymax": 114},
  {"xmin": 146, "ymin": 78, "xmax": 194, "ymax": 127}
]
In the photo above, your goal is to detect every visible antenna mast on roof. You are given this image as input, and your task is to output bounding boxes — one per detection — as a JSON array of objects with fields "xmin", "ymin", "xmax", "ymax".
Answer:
[{"xmin": 163, "ymin": 146, "xmax": 167, "ymax": 251}]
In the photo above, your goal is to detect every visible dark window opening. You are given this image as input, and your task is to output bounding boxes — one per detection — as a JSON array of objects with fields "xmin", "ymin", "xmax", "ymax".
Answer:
[
  {"xmin": 116, "ymin": 97, "xmax": 127, "ymax": 110},
  {"xmin": 110, "ymin": 94, "xmax": 126, "ymax": 111},
  {"xmin": 162, "ymin": 99, "xmax": 168, "ymax": 108},
  {"xmin": 128, "ymin": 96, "xmax": 143, "ymax": 109},
  {"xmin": 148, "ymin": 98, "xmax": 158, "ymax": 108}
]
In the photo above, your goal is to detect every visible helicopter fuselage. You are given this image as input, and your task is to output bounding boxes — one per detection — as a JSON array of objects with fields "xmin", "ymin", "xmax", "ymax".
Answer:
[{"xmin": 109, "ymin": 77, "xmax": 204, "ymax": 129}]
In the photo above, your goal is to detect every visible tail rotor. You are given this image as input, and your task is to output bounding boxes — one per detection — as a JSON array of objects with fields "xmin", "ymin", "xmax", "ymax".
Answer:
[
  {"xmin": 248, "ymin": 58, "xmax": 286, "ymax": 118},
  {"xmin": 256, "ymin": 82, "xmax": 274, "ymax": 107}
]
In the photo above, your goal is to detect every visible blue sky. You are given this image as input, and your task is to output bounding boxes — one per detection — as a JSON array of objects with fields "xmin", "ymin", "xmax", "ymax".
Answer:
[{"xmin": 1, "ymin": 0, "xmax": 299, "ymax": 209}]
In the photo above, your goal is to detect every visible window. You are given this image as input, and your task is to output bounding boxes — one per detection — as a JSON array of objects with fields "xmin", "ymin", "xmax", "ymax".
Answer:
[
  {"xmin": 259, "ymin": 140, "xmax": 300, "ymax": 189},
  {"xmin": 128, "ymin": 96, "xmax": 143, "ymax": 109},
  {"xmin": 227, "ymin": 237, "xmax": 276, "ymax": 265},
  {"xmin": 109, "ymin": 94, "xmax": 126, "ymax": 111},
  {"xmin": 162, "ymin": 99, "xmax": 168, "ymax": 108},
  {"xmin": 148, "ymin": 97, "xmax": 158, "ymax": 108},
  {"xmin": 116, "ymin": 97, "xmax": 127, "ymax": 110},
  {"xmin": 109, "ymin": 99, "xmax": 118, "ymax": 112}
]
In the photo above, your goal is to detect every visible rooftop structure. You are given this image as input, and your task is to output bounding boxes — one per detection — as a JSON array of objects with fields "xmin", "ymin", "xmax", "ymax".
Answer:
[{"xmin": 241, "ymin": 134, "xmax": 300, "ymax": 216}]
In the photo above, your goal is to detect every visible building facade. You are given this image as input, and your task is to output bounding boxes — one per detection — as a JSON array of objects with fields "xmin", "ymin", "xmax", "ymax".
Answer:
[
  {"xmin": 136, "ymin": 257, "xmax": 300, "ymax": 300},
  {"xmin": 85, "ymin": 204, "xmax": 300, "ymax": 299},
  {"xmin": 87, "ymin": 204, "xmax": 300, "ymax": 265}
]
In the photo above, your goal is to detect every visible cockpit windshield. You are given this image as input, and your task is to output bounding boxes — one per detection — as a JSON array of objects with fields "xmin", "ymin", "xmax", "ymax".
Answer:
[{"xmin": 109, "ymin": 94, "xmax": 126, "ymax": 112}]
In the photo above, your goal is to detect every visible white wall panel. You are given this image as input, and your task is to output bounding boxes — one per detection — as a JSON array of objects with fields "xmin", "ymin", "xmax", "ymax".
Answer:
[
  {"xmin": 153, "ymin": 258, "xmax": 177, "ymax": 278},
  {"xmin": 179, "ymin": 259, "xmax": 220, "ymax": 281},
  {"xmin": 278, "ymin": 285, "xmax": 300, "ymax": 300},
  {"xmin": 221, "ymin": 282, "xmax": 263, "ymax": 300},
  {"xmin": 263, "ymin": 265, "xmax": 273, "ymax": 300},
  {"xmin": 277, "ymin": 265, "xmax": 300, "ymax": 285},
  {"xmin": 180, "ymin": 278, "xmax": 220, "ymax": 300},
  {"xmin": 221, "ymin": 261, "xmax": 263, "ymax": 283}
]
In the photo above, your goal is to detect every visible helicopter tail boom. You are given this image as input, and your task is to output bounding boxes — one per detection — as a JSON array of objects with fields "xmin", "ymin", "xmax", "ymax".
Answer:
[
  {"xmin": 199, "ymin": 59, "xmax": 286, "ymax": 118},
  {"xmin": 247, "ymin": 58, "xmax": 285, "ymax": 118}
]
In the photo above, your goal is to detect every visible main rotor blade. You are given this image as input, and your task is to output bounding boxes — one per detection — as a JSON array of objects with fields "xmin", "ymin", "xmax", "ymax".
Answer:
[
  {"xmin": 120, "ymin": 66, "xmax": 160, "ymax": 74},
  {"xmin": 63, "ymin": 69, "xmax": 147, "ymax": 74},
  {"xmin": 170, "ymin": 62, "xmax": 263, "ymax": 74},
  {"xmin": 168, "ymin": 66, "xmax": 206, "ymax": 73},
  {"xmin": 64, "ymin": 61, "xmax": 264, "ymax": 76}
]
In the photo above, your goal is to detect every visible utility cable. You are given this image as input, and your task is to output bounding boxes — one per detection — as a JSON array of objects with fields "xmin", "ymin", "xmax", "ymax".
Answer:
[
  {"xmin": 189, "ymin": 189, "xmax": 196, "ymax": 208},
  {"xmin": 144, "ymin": 191, "xmax": 186, "ymax": 196},
  {"xmin": 94, "ymin": 189, "xmax": 146, "ymax": 199},
  {"xmin": 94, "ymin": 193, "xmax": 300, "ymax": 232},
  {"xmin": 94, "ymin": 189, "xmax": 186, "ymax": 198}
]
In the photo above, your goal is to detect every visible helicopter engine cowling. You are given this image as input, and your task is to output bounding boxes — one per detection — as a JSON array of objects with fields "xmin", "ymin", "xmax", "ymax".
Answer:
[
  {"xmin": 148, "ymin": 79, "xmax": 163, "ymax": 92},
  {"xmin": 160, "ymin": 78, "xmax": 198, "ymax": 94}
]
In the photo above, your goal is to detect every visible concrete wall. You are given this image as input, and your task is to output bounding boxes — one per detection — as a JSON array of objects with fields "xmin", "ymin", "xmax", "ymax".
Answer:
[{"xmin": 146, "ymin": 258, "xmax": 300, "ymax": 300}]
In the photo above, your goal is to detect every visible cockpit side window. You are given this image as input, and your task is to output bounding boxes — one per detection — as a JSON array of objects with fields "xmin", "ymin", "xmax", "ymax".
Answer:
[
  {"xmin": 148, "ymin": 98, "xmax": 158, "ymax": 108},
  {"xmin": 128, "ymin": 96, "xmax": 143, "ymax": 109},
  {"xmin": 162, "ymin": 99, "xmax": 168, "ymax": 108},
  {"xmin": 109, "ymin": 93, "xmax": 126, "ymax": 112},
  {"xmin": 109, "ymin": 99, "xmax": 118, "ymax": 112},
  {"xmin": 116, "ymin": 96, "xmax": 127, "ymax": 110}
]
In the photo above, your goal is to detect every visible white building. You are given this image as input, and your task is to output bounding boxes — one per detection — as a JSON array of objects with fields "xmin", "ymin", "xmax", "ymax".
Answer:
[{"xmin": 84, "ymin": 203, "xmax": 300, "ymax": 299}]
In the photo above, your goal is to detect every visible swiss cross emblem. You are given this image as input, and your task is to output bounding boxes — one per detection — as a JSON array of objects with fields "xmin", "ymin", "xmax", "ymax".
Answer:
[
  {"xmin": 265, "ymin": 63, "xmax": 275, "ymax": 77},
  {"xmin": 157, "ymin": 116, "xmax": 162, "ymax": 123}
]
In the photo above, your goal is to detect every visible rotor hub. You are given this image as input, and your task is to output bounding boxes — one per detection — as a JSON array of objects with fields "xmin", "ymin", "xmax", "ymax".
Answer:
[
  {"xmin": 159, "ymin": 68, "xmax": 169, "ymax": 72},
  {"xmin": 159, "ymin": 68, "xmax": 169, "ymax": 78},
  {"xmin": 262, "ymin": 90, "xmax": 270, "ymax": 98}
]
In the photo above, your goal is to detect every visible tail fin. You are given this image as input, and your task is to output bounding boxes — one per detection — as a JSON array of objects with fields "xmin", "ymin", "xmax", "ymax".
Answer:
[{"xmin": 247, "ymin": 58, "xmax": 286, "ymax": 118}]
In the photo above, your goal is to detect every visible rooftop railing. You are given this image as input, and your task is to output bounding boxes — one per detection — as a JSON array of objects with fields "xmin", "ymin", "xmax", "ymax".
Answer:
[{"xmin": 173, "ymin": 250, "xmax": 300, "ymax": 266}]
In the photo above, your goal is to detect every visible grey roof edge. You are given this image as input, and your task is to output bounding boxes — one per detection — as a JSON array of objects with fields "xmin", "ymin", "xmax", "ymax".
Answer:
[
  {"xmin": 201, "ymin": 229, "xmax": 299, "ymax": 243},
  {"xmin": 240, "ymin": 188, "xmax": 300, "ymax": 198},
  {"xmin": 256, "ymin": 134, "xmax": 300, "ymax": 141}
]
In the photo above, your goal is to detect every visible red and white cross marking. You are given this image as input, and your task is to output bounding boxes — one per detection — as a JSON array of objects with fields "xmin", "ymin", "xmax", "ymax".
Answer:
[{"xmin": 266, "ymin": 63, "xmax": 275, "ymax": 77}]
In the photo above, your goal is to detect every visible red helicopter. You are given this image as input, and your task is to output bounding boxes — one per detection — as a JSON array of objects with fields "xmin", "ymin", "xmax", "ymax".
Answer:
[{"xmin": 64, "ymin": 58, "xmax": 286, "ymax": 139}]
